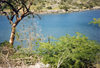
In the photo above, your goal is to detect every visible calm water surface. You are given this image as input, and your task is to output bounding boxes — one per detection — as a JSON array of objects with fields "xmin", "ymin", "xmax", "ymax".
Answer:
[{"xmin": 0, "ymin": 10, "xmax": 100, "ymax": 43}]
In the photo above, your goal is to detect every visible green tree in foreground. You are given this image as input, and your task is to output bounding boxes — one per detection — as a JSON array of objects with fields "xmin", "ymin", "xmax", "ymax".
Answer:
[
  {"xmin": 0, "ymin": 0, "xmax": 34, "ymax": 46},
  {"xmin": 38, "ymin": 32, "xmax": 100, "ymax": 68}
]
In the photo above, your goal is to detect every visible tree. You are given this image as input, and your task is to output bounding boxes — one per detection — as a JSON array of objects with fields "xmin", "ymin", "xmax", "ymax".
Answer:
[{"xmin": 0, "ymin": 0, "xmax": 35, "ymax": 46}]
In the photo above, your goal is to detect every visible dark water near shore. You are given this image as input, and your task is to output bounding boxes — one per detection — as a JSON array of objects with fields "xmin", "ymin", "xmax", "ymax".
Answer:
[{"xmin": 0, "ymin": 10, "xmax": 100, "ymax": 44}]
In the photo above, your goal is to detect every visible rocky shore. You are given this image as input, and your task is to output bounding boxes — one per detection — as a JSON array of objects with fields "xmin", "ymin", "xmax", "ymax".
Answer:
[
  {"xmin": 1, "ymin": 6, "xmax": 100, "ymax": 15},
  {"xmin": 34, "ymin": 6, "xmax": 100, "ymax": 14}
]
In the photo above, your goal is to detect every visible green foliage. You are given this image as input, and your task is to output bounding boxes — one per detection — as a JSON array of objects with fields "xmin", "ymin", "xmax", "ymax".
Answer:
[
  {"xmin": 38, "ymin": 33, "xmax": 100, "ymax": 68},
  {"xmin": 90, "ymin": 18, "xmax": 100, "ymax": 27},
  {"xmin": 11, "ymin": 48, "xmax": 34, "ymax": 59},
  {"xmin": 47, "ymin": 6, "xmax": 52, "ymax": 9},
  {"xmin": 0, "ymin": 41, "xmax": 11, "ymax": 47},
  {"xmin": 37, "ymin": 6, "xmax": 43, "ymax": 10},
  {"xmin": 16, "ymin": 45, "xmax": 22, "ymax": 50},
  {"xmin": 0, "ymin": 0, "xmax": 33, "ymax": 14},
  {"xmin": 9, "ymin": 47, "xmax": 38, "ymax": 65},
  {"xmin": 59, "ymin": 5, "xmax": 69, "ymax": 11}
]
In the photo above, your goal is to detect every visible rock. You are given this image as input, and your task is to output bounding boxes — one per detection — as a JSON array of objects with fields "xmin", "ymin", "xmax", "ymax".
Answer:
[{"xmin": 33, "ymin": 62, "xmax": 50, "ymax": 68}]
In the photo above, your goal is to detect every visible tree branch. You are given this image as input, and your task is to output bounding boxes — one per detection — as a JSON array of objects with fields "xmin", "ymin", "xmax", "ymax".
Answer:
[
  {"xmin": 3, "ymin": 12, "xmax": 13, "ymax": 25},
  {"xmin": 24, "ymin": 12, "xmax": 34, "ymax": 17},
  {"xmin": 28, "ymin": 2, "xmax": 33, "ymax": 10},
  {"xmin": 10, "ymin": 15, "xmax": 15, "ymax": 21},
  {"xmin": 14, "ymin": 11, "xmax": 34, "ymax": 27},
  {"xmin": 1, "ymin": 1, "xmax": 18, "ymax": 14},
  {"xmin": 21, "ymin": 1, "xmax": 29, "ymax": 12},
  {"xmin": 10, "ymin": 12, "xmax": 15, "ymax": 21},
  {"xmin": 17, "ymin": 6, "xmax": 23, "ymax": 12}
]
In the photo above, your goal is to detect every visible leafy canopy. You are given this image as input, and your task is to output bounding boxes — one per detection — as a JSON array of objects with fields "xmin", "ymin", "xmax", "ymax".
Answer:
[{"xmin": 0, "ymin": 0, "xmax": 33, "ymax": 14}]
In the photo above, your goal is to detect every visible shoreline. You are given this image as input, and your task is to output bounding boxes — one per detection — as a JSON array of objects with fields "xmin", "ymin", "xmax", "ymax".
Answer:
[
  {"xmin": 34, "ymin": 6, "xmax": 100, "ymax": 14},
  {"xmin": 1, "ymin": 6, "xmax": 100, "ymax": 15}
]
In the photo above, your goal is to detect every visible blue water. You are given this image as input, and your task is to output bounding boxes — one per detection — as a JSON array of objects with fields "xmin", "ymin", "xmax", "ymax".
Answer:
[{"xmin": 0, "ymin": 9, "xmax": 100, "ymax": 43}]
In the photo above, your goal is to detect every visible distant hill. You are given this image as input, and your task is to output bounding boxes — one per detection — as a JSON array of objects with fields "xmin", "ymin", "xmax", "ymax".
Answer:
[{"xmin": 29, "ymin": 0, "xmax": 100, "ymax": 13}]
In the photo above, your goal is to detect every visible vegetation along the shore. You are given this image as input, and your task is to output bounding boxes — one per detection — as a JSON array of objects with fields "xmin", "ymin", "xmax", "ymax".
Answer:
[
  {"xmin": 31, "ymin": 0, "xmax": 100, "ymax": 13},
  {"xmin": 1, "ymin": 0, "xmax": 100, "ymax": 14}
]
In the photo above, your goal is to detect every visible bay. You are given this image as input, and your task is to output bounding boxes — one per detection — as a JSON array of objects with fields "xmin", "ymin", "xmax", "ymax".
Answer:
[{"xmin": 0, "ymin": 9, "xmax": 100, "ymax": 43}]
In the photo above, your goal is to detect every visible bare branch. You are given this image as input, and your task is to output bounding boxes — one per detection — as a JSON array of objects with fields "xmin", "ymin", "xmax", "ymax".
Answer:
[
  {"xmin": 2, "ymin": 12, "xmax": 13, "ymax": 25},
  {"xmin": 35, "ymin": 14, "xmax": 41, "ymax": 19},
  {"xmin": 16, "ymin": 14, "xmax": 19, "ymax": 20},
  {"xmin": 10, "ymin": 12, "xmax": 15, "ymax": 21},
  {"xmin": 14, "ymin": 11, "xmax": 34, "ymax": 27},
  {"xmin": 21, "ymin": 1, "xmax": 29, "ymax": 12},
  {"xmin": 17, "ymin": 6, "xmax": 23, "ymax": 12},
  {"xmin": 24, "ymin": 12, "xmax": 34, "ymax": 17},
  {"xmin": 10, "ymin": 15, "xmax": 15, "ymax": 21},
  {"xmin": 28, "ymin": 2, "xmax": 33, "ymax": 10}
]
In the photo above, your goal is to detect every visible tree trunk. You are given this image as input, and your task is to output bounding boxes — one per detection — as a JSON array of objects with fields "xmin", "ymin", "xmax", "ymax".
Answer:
[{"xmin": 9, "ymin": 25, "xmax": 16, "ymax": 46}]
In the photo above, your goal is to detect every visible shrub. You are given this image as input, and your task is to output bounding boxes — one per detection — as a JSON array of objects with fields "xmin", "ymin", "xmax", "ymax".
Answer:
[
  {"xmin": 90, "ymin": 18, "xmax": 100, "ymax": 27},
  {"xmin": 59, "ymin": 5, "xmax": 69, "ymax": 11},
  {"xmin": 36, "ymin": 6, "xmax": 43, "ymax": 10},
  {"xmin": 0, "ymin": 41, "xmax": 15, "ymax": 55},
  {"xmin": 38, "ymin": 33, "xmax": 100, "ymax": 68},
  {"xmin": 47, "ymin": 6, "xmax": 52, "ymax": 9},
  {"xmin": 0, "ymin": 41, "xmax": 10, "ymax": 47},
  {"xmin": 10, "ymin": 48, "xmax": 39, "ymax": 65}
]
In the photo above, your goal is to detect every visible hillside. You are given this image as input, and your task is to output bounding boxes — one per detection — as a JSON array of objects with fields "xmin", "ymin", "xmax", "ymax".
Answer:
[{"xmin": 30, "ymin": 0, "xmax": 100, "ymax": 14}]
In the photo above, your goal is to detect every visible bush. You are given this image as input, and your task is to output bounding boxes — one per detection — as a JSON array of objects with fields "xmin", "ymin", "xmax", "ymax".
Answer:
[
  {"xmin": 38, "ymin": 33, "xmax": 100, "ymax": 68},
  {"xmin": 90, "ymin": 18, "xmax": 100, "ymax": 27},
  {"xmin": 0, "ymin": 41, "xmax": 10, "ymax": 47},
  {"xmin": 59, "ymin": 5, "xmax": 69, "ymax": 11},
  {"xmin": 0, "ymin": 41, "xmax": 15, "ymax": 55},
  {"xmin": 10, "ymin": 48, "xmax": 39, "ymax": 65},
  {"xmin": 36, "ymin": 6, "xmax": 43, "ymax": 10},
  {"xmin": 47, "ymin": 6, "xmax": 52, "ymax": 9}
]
